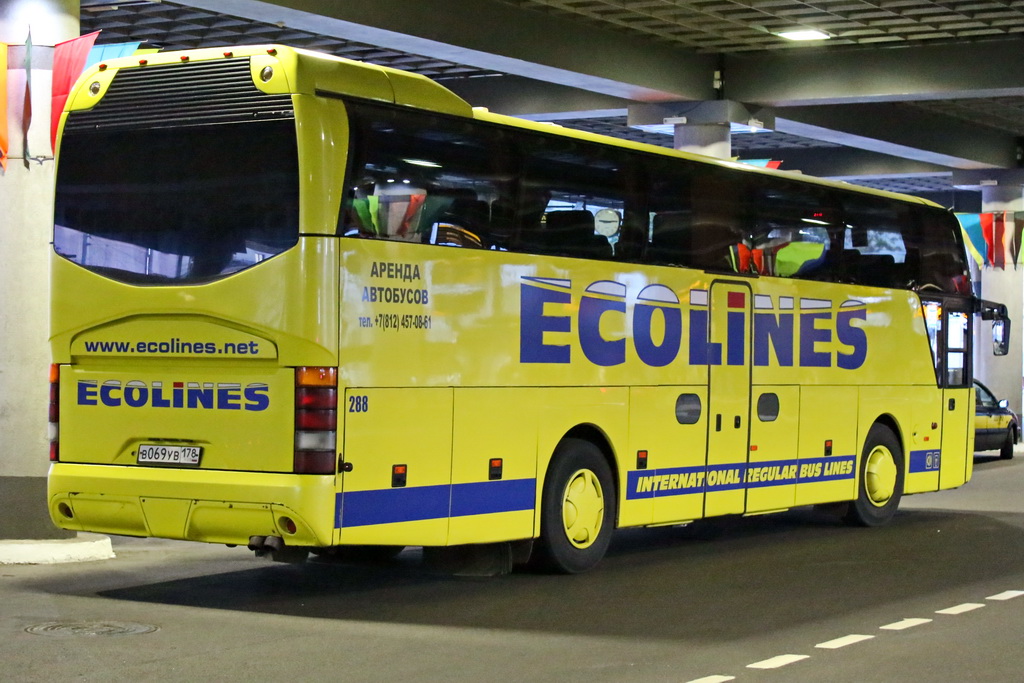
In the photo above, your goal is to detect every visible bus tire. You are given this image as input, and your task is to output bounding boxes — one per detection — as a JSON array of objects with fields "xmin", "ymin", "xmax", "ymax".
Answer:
[
  {"xmin": 533, "ymin": 438, "xmax": 615, "ymax": 574},
  {"xmin": 845, "ymin": 423, "xmax": 904, "ymax": 527}
]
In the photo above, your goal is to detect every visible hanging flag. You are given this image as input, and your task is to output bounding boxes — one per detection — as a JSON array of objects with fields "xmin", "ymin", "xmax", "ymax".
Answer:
[
  {"xmin": 980, "ymin": 212, "xmax": 995, "ymax": 266},
  {"xmin": 956, "ymin": 213, "xmax": 987, "ymax": 267},
  {"xmin": 51, "ymin": 31, "xmax": 100, "ymax": 152},
  {"xmin": 993, "ymin": 212, "xmax": 1007, "ymax": 269},
  {"xmin": 1014, "ymin": 212, "xmax": 1024, "ymax": 268},
  {"xmin": 22, "ymin": 29, "xmax": 31, "ymax": 164},
  {"xmin": 739, "ymin": 159, "xmax": 782, "ymax": 169},
  {"xmin": 398, "ymin": 193, "xmax": 427, "ymax": 235},
  {"xmin": 0, "ymin": 42, "xmax": 8, "ymax": 172},
  {"xmin": 1002, "ymin": 212, "xmax": 1015, "ymax": 269},
  {"xmin": 85, "ymin": 41, "xmax": 141, "ymax": 69}
]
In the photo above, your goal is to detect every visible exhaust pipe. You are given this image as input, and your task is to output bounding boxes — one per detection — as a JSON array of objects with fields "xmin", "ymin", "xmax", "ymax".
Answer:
[{"xmin": 247, "ymin": 534, "xmax": 307, "ymax": 563}]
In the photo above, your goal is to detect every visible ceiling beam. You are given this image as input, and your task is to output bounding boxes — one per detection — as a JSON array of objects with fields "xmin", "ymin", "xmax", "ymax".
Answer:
[
  {"xmin": 449, "ymin": 76, "xmax": 1019, "ymax": 171},
  {"xmin": 772, "ymin": 103, "xmax": 1018, "ymax": 169},
  {"xmin": 444, "ymin": 75, "xmax": 630, "ymax": 120},
  {"xmin": 172, "ymin": 0, "xmax": 1024, "ymax": 111},
  {"xmin": 725, "ymin": 40, "xmax": 1024, "ymax": 106},
  {"xmin": 767, "ymin": 146, "xmax": 953, "ymax": 179},
  {"xmin": 171, "ymin": 0, "xmax": 1023, "ymax": 181},
  {"xmin": 176, "ymin": 0, "xmax": 718, "ymax": 101},
  {"xmin": 176, "ymin": 1, "xmax": 1024, "ymax": 108}
]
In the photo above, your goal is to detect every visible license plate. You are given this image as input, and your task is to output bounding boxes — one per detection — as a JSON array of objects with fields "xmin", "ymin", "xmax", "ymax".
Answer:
[{"xmin": 137, "ymin": 444, "xmax": 202, "ymax": 466}]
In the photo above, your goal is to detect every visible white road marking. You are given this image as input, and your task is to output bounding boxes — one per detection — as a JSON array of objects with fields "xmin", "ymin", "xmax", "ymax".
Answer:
[
  {"xmin": 816, "ymin": 634, "xmax": 875, "ymax": 649},
  {"xmin": 987, "ymin": 590, "xmax": 1024, "ymax": 601},
  {"xmin": 880, "ymin": 618, "xmax": 932, "ymax": 630},
  {"xmin": 746, "ymin": 654, "xmax": 810, "ymax": 669},
  {"xmin": 688, "ymin": 589, "xmax": 1021, "ymax": 683},
  {"xmin": 936, "ymin": 603, "xmax": 985, "ymax": 615}
]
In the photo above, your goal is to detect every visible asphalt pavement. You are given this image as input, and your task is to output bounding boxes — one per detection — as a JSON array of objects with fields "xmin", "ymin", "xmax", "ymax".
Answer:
[{"xmin": 3, "ymin": 449, "xmax": 1024, "ymax": 682}]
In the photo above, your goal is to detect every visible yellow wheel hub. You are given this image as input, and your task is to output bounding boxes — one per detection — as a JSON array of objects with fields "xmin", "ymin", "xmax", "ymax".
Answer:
[
  {"xmin": 561, "ymin": 468, "xmax": 605, "ymax": 549},
  {"xmin": 865, "ymin": 445, "xmax": 897, "ymax": 507}
]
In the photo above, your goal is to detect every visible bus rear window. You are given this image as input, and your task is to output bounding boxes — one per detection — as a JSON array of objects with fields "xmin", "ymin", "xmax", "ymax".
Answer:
[{"xmin": 54, "ymin": 119, "xmax": 299, "ymax": 285}]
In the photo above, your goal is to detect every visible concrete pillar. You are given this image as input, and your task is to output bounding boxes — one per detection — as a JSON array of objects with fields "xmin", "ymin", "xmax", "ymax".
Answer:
[
  {"xmin": 974, "ymin": 183, "xmax": 1024, "ymax": 416},
  {"xmin": 0, "ymin": 0, "xmax": 78, "ymax": 539},
  {"xmin": 628, "ymin": 100, "xmax": 773, "ymax": 162},
  {"xmin": 673, "ymin": 122, "xmax": 731, "ymax": 160}
]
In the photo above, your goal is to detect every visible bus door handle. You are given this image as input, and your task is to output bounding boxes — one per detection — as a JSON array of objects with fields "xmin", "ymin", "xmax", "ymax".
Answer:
[
  {"xmin": 734, "ymin": 415, "xmax": 741, "ymax": 429},
  {"xmin": 716, "ymin": 414, "xmax": 722, "ymax": 432},
  {"xmin": 948, "ymin": 398, "xmax": 956, "ymax": 411}
]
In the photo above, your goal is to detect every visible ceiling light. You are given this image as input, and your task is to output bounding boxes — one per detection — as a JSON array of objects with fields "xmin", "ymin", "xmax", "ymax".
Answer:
[
  {"xmin": 777, "ymin": 29, "xmax": 830, "ymax": 41},
  {"xmin": 402, "ymin": 158, "xmax": 442, "ymax": 168},
  {"xmin": 82, "ymin": 0, "xmax": 159, "ymax": 10}
]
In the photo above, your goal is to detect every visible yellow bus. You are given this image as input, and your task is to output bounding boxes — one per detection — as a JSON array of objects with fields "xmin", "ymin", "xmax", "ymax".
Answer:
[{"xmin": 48, "ymin": 45, "xmax": 1009, "ymax": 573}]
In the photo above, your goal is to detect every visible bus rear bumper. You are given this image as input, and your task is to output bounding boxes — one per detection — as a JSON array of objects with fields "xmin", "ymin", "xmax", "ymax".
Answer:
[{"xmin": 47, "ymin": 463, "xmax": 335, "ymax": 547}]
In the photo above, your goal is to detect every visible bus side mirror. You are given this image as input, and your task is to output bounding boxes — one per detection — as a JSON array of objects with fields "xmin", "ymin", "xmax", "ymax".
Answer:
[{"xmin": 993, "ymin": 319, "xmax": 1010, "ymax": 356}]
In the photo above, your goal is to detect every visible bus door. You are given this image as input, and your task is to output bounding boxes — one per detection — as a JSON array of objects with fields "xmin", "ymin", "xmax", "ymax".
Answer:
[
  {"xmin": 929, "ymin": 299, "xmax": 973, "ymax": 488},
  {"xmin": 336, "ymin": 388, "xmax": 454, "ymax": 547},
  {"xmin": 704, "ymin": 280, "xmax": 753, "ymax": 517}
]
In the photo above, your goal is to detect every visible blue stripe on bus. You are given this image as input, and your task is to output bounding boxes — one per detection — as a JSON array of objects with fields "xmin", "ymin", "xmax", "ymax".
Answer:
[
  {"xmin": 908, "ymin": 449, "xmax": 941, "ymax": 473},
  {"xmin": 337, "ymin": 478, "xmax": 536, "ymax": 528},
  {"xmin": 338, "ymin": 484, "xmax": 449, "ymax": 528},
  {"xmin": 625, "ymin": 455, "xmax": 856, "ymax": 500},
  {"xmin": 450, "ymin": 478, "xmax": 536, "ymax": 517}
]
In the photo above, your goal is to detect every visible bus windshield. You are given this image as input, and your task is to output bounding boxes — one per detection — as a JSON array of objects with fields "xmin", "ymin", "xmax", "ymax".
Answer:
[{"xmin": 54, "ymin": 119, "xmax": 300, "ymax": 285}]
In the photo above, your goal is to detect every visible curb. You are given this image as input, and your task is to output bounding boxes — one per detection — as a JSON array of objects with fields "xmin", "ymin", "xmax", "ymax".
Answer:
[{"xmin": 0, "ymin": 533, "xmax": 115, "ymax": 565}]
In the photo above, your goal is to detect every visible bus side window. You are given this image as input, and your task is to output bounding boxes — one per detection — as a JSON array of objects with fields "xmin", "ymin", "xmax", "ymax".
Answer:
[
  {"xmin": 542, "ymin": 210, "xmax": 613, "ymax": 259},
  {"xmin": 647, "ymin": 211, "xmax": 691, "ymax": 266},
  {"xmin": 839, "ymin": 196, "xmax": 935, "ymax": 289},
  {"xmin": 646, "ymin": 210, "xmax": 745, "ymax": 271},
  {"xmin": 517, "ymin": 133, "xmax": 631, "ymax": 260},
  {"xmin": 428, "ymin": 195, "xmax": 488, "ymax": 248},
  {"xmin": 916, "ymin": 209, "xmax": 971, "ymax": 294},
  {"xmin": 339, "ymin": 100, "xmax": 515, "ymax": 249},
  {"xmin": 646, "ymin": 162, "xmax": 745, "ymax": 271},
  {"xmin": 746, "ymin": 177, "xmax": 838, "ymax": 280}
]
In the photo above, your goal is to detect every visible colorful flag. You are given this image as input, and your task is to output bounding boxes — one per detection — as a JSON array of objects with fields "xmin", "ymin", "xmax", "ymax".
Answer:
[
  {"xmin": 957, "ymin": 213, "xmax": 987, "ymax": 267},
  {"xmin": 22, "ymin": 29, "xmax": 31, "ymax": 163},
  {"xmin": 980, "ymin": 212, "xmax": 995, "ymax": 266},
  {"xmin": 51, "ymin": 31, "xmax": 99, "ymax": 152},
  {"xmin": 739, "ymin": 159, "xmax": 782, "ymax": 169},
  {"xmin": 0, "ymin": 42, "xmax": 8, "ymax": 172},
  {"xmin": 85, "ymin": 41, "xmax": 141, "ymax": 69},
  {"xmin": 1001, "ymin": 212, "xmax": 1016, "ymax": 269},
  {"xmin": 994, "ymin": 212, "xmax": 1007, "ymax": 269},
  {"xmin": 1014, "ymin": 212, "xmax": 1024, "ymax": 268}
]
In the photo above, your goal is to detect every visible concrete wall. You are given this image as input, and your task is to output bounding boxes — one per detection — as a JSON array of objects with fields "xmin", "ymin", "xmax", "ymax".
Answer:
[
  {"xmin": 975, "ymin": 266, "xmax": 1024, "ymax": 416},
  {"xmin": 1, "ymin": 0, "xmax": 78, "ymax": 538},
  {"xmin": 974, "ymin": 186, "xmax": 1024, "ymax": 416}
]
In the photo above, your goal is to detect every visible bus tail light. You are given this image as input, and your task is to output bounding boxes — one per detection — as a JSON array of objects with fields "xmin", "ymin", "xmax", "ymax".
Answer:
[
  {"xmin": 48, "ymin": 364, "xmax": 60, "ymax": 462},
  {"xmin": 294, "ymin": 367, "xmax": 337, "ymax": 474}
]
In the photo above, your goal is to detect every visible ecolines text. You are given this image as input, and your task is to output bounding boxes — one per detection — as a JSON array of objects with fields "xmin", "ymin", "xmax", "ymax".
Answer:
[
  {"xmin": 77, "ymin": 380, "xmax": 270, "ymax": 411},
  {"xmin": 520, "ymin": 278, "xmax": 867, "ymax": 369}
]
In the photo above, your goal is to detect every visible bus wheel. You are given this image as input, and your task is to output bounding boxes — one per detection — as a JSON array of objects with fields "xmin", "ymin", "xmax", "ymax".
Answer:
[
  {"xmin": 533, "ymin": 438, "xmax": 615, "ymax": 574},
  {"xmin": 845, "ymin": 424, "xmax": 904, "ymax": 527}
]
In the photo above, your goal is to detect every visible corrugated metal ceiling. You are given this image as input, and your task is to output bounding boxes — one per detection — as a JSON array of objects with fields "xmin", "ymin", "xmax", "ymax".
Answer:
[{"xmin": 79, "ymin": 0, "xmax": 1024, "ymax": 198}]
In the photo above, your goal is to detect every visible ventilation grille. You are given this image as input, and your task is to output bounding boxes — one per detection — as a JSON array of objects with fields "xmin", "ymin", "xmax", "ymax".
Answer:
[{"xmin": 64, "ymin": 58, "xmax": 293, "ymax": 133}]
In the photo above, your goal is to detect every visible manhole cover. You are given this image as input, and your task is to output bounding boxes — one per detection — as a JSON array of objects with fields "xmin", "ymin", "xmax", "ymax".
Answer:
[{"xmin": 25, "ymin": 621, "xmax": 158, "ymax": 637}]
